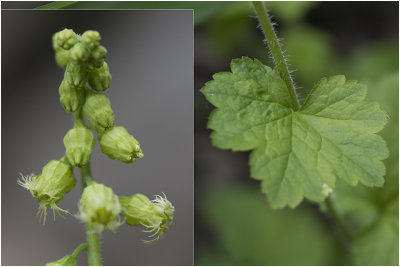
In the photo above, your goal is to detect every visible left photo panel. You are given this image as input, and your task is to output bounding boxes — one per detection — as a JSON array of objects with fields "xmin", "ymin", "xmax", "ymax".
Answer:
[{"xmin": 2, "ymin": 9, "xmax": 193, "ymax": 265}]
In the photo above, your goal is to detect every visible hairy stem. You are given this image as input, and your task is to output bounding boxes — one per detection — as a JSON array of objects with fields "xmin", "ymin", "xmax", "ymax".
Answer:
[
  {"xmin": 71, "ymin": 243, "xmax": 88, "ymax": 258},
  {"xmin": 75, "ymin": 110, "xmax": 102, "ymax": 266},
  {"xmin": 325, "ymin": 196, "xmax": 353, "ymax": 242},
  {"xmin": 252, "ymin": 1, "xmax": 299, "ymax": 110}
]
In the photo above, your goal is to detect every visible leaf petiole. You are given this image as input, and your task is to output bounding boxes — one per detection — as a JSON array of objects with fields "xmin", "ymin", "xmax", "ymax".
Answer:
[{"xmin": 252, "ymin": 1, "xmax": 299, "ymax": 111}]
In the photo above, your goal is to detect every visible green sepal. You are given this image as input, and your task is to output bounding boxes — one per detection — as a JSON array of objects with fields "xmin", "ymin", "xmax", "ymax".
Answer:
[
  {"xmin": 59, "ymin": 80, "xmax": 85, "ymax": 112},
  {"xmin": 63, "ymin": 127, "xmax": 95, "ymax": 168},
  {"xmin": 91, "ymin": 45, "xmax": 107, "ymax": 68},
  {"xmin": 82, "ymin": 30, "xmax": 101, "ymax": 49},
  {"xmin": 100, "ymin": 126, "xmax": 143, "ymax": 163},
  {"xmin": 65, "ymin": 63, "xmax": 88, "ymax": 90},
  {"xmin": 55, "ymin": 29, "xmax": 77, "ymax": 50},
  {"xmin": 82, "ymin": 91, "xmax": 114, "ymax": 130},
  {"xmin": 88, "ymin": 61, "xmax": 111, "ymax": 92},
  {"xmin": 78, "ymin": 182, "xmax": 121, "ymax": 234},
  {"xmin": 119, "ymin": 193, "xmax": 174, "ymax": 243}
]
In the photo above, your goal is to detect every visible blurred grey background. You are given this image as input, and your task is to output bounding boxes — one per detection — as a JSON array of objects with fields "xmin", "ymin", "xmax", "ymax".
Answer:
[{"xmin": 2, "ymin": 10, "xmax": 193, "ymax": 265}]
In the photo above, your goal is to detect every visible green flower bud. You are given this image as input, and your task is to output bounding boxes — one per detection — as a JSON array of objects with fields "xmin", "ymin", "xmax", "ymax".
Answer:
[
  {"xmin": 82, "ymin": 92, "xmax": 114, "ymax": 130},
  {"xmin": 78, "ymin": 182, "xmax": 121, "ymax": 233},
  {"xmin": 55, "ymin": 50, "xmax": 70, "ymax": 68},
  {"xmin": 100, "ymin": 126, "xmax": 143, "ymax": 163},
  {"xmin": 46, "ymin": 243, "xmax": 87, "ymax": 266},
  {"xmin": 65, "ymin": 63, "xmax": 88, "ymax": 90},
  {"xmin": 70, "ymin": 43, "xmax": 90, "ymax": 64},
  {"xmin": 64, "ymin": 127, "xmax": 95, "ymax": 168},
  {"xmin": 91, "ymin": 45, "xmax": 107, "ymax": 68},
  {"xmin": 18, "ymin": 159, "xmax": 76, "ymax": 224},
  {"xmin": 88, "ymin": 61, "xmax": 111, "ymax": 92},
  {"xmin": 56, "ymin": 29, "xmax": 77, "ymax": 50},
  {"xmin": 59, "ymin": 80, "xmax": 85, "ymax": 112},
  {"xmin": 119, "ymin": 193, "xmax": 174, "ymax": 244},
  {"xmin": 52, "ymin": 34, "xmax": 70, "ymax": 68},
  {"xmin": 82, "ymin": 30, "xmax": 101, "ymax": 49},
  {"xmin": 52, "ymin": 33, "xmax": 60, "ymax": 51}
]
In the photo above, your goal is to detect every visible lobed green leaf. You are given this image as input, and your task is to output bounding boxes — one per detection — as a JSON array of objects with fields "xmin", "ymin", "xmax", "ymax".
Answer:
[{"xmin": 202, "ymin": 57, "xmax": 389, "ymax": 209}]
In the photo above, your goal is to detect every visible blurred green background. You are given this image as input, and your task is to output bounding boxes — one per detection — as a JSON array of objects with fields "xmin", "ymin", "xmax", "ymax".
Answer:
[{"xmin": 3, "ymin": 1, "xmax": 399, "ymax": 265}]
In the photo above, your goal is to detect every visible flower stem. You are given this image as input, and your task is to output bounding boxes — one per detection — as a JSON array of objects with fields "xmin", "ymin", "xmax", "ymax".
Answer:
[
  {"xmin": 80, "ymin": 162, "xmax": 102, "ymax": 266},
  {"xmin": 252, "ymin": 1, "xmax": 299, "ymax": 111},
  {"xmin": 325, "ymin": 195, "xmax": 353, "ymax": 242},
  {"xmin": 75, "ymin": 110, "xmax": 102, "ymax": 266}
]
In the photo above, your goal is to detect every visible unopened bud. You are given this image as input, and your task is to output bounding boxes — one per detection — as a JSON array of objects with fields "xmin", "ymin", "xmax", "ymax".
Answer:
[
  {"xmin": 100, "ymin": 126, "xmax": 143, "ymax": 163},
  {"xmin": 82, "ymin": 92, "xmax": 114, "ymax": 130},
  {"xmin": 88, "ymin": 61, "xmax": 111, "ymax": 92},
  {"xmin": 64, "ymin": 127, "xmax": 95, "ymax": 168},
  {"xmin": 91, "ymin": 45, "xmax": 107, "ymax": 68},
  {"xmin": 59, "ymin": 80, "xmax": 85, "ymax": 112},
  {"xmin": 55, "ymin": 50, "xmax": 70, "ymax": 68},
  {"xmin": 52, "ymin": 34, "xmax": 70, "ymax": 68},
  {"xmin": 18, "ymin": 159, "xmax": 76, "ymax": 224},
  {"xmin": 56, "ymin": 29, "xmax": 77, "ymax": 50},
  {"xmin": 82, "ymin": 30, "xmax": 101, "ymax": 49},
  {"xmin": 65, "ymin": 63, "xmax": 88, "ymax": 90},
  {"xmin": 70, "ymin": 43, "xmax": 90, "ymax": 64},
  {"xmin": 119, "ymin": 193, "xmax": 174, "ymax": 243},
  {"xmin": 78, "ymin": 182, "xmax": 121, "ymax": 233}
]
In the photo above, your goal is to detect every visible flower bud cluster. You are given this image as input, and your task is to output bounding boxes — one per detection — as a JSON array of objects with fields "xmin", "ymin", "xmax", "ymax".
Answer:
[
  {"xmin": 119, "ymin": 193, "xmax": 174, "ymax": 243},
  {"xmin": 53, "ymin": 29, "xmax": 143, "ymax": 164},
  {"xmin": 19, "ymin": 29, "xmax": 174, "ymax": 247},
  {"xmin": 53, "ymin": 29, "xmax": 111, "ymax": 113}
]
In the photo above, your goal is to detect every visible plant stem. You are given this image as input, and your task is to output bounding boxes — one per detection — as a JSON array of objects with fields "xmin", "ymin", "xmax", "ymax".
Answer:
[
  {"xmin": 325, "ymin": 196, "xmax": 353, "ymax": 242},
  {"xmin": 73, "ymin": 110, "xmax": 84, "ymax": 128},
  {"xmin": 71, "ymin": 243, "xmax": 88, "ymax": 258},
  {"xmin": 75, "ymin": 110, "xmax": 102, "ymax": 266},
  {"xmin": 80, "ymin": 162, "xmax": 102, "ymax": 266},
  {"xmin": 252, "ymin": 1, "xmax": 299, "ymax": 111}
]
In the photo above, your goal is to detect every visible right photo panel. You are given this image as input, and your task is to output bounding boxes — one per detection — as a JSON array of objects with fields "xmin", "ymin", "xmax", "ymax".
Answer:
[{"xmin": 195, "ymin": 2, "xmax": 399, "ymax": 266}]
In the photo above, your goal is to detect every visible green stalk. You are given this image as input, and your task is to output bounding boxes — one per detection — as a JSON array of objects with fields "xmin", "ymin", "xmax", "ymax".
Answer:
[
  {"xmin": 252, "ymin": 1, "xmax": 299, "ymax": 111},
  {"xmin": 325, "ymin": 196, "xmax": 353, "ymax": 241},
  {"xmin": 73, "ymin": 110, "xmax": 85, "ymax": 128},
  {"xmin": 71, "ymin": 243, "xmax": 88, "ymax": 258},
  {"xmin": 75, "ymin": 111, "xmax": 102, "ymax": 266},
  {"xmin": 81, "ymin": 162, "xmax": 102, "ymax": 266}
]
